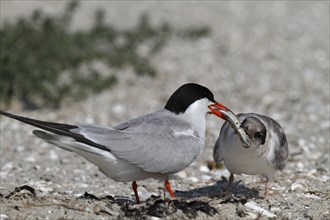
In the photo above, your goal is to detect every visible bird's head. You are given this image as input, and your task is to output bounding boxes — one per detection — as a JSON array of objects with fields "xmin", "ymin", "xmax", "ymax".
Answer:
[
  {"xmin": 240, "ymin": 116, "xmax": 267, "ymax": 147},
  {"xmin": 164, "ymin": 83, "xmax": 232, "ymax": 120}
]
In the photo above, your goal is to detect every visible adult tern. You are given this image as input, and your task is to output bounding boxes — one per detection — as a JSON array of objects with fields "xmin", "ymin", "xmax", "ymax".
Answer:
[{"xmin": 1, "ymin": 83, "xmax": 234, "ymax": 203}]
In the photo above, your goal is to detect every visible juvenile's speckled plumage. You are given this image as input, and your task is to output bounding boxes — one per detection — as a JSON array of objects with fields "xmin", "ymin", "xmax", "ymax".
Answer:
[{"xmin": 213, "ymin": 113, "xmax": 289, "ymax": 197}]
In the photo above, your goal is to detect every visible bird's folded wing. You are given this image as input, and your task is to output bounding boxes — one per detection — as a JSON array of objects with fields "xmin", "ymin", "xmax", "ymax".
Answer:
[
  {"xmin": 272, "ymin": 123, "xmax": 289, "ymax": 171},
  {"xmin": 72, "ymin": 120, "xmax": 203, "ymax": 174}
]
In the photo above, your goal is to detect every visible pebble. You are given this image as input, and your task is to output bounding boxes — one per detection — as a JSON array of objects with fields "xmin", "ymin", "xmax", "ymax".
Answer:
[
  {"xmin": 2, "ymin": 162, "xmax": 13, "ymax": 170},
  {"xmin": 303, "ymin": 194, "xmax": 321, "ymax": 200},
  {"xmin": 188, "ymin": 177, "xmax": 199, "ymax": 183},
  {"xmin": 298, "ymin": 138, "xmax": 306, "ymax": 147},
  {"xmin": 38, "ymin": 186, "xmax": 54, "ymax": 193},
  {"xmin": 176, "ymin": 171, "xmax": 187, "ymax": 179},
  {"xmin": 0, "ymin": 214, "xmax": 9, "ymax": 220},
  {"xmin": 291, "ymin": 181, "xmax": 308, "ymax": 191},
  {"xmin": 306, "ymin": 169, "xmax": 317, "ymax": 176},
  {"xmin": 297, "ymin": 162, "xmax": 305, "ymax": 170},
  {"xmin": 244, "ymin": 202, "xmax": 276, "ymax": 218},
  {"xmin": 112, "ymin": 104, "xmax": 126, "ymax": 115},
  {"xmin": 320, "ymin": 175, "xmax": 330, "ymax": 182},
  {"xmin": 74, "ymin": 193, "xmax": 84, "ymax": 197},
  {"xmin": 64, "ymin": 190, "xmax": 73, "ymax": 195},
  {"xmin": 199, "ymin": 165, "xmax": 210, "ymax": 173},
  {"xmin": 0, "ymin": 172, "xmax": 7, "ymax": 178},
  {"xmin": 213, "ymin": 169, "xmax": 230, "ymax": 178},
  {"xmin": 76, "ymin": 183, "xmax": 89, "ymax": 188},
  {"xmin": 49, "ymin": 150, "xmax": 59, "ymax": 160},
  {"xmin": 16, "ymin": 145, "xmax": 25, "ymax": 152},
  {"xmin": 24, "ymin": 156, "xmax": 36, "ymax": 162},
  {"xmin": 201, "ymin": 175, "xmax": 212, "ymax": 181}
]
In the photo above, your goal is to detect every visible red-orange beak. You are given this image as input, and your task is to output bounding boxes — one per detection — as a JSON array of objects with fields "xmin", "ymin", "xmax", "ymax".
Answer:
[{"xmin": 208, "ymin": 102, "xmax": 234, "ymax": 120}]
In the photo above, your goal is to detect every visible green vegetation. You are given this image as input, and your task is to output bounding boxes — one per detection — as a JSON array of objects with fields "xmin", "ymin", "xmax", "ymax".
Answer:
[{"xmin": 0, "ymin": 1, "xmax": 210, "ymax": 109}]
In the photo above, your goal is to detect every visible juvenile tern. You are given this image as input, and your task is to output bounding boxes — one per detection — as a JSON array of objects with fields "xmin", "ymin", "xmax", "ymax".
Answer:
[
  {"xmin": 213, "ymin": 113, "xmax": 288, "ymax": 197},
  {"xmin": 0, "ymin": 83, "xmax": 232, "ymax": 203}
]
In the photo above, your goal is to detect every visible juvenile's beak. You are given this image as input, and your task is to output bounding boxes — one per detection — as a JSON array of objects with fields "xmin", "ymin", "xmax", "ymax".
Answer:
[{"xmin": 208, "ymin": 102, "xmax": 234, "ymax": 120}]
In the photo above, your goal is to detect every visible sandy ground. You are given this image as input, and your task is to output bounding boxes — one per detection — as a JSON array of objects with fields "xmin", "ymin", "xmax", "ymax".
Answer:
[{"xmin": 0, "ymin": 1, "xmax": 329, "ymax": 219}]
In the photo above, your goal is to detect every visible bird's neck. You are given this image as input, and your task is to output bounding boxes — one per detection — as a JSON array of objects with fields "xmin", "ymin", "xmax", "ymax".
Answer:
[
  {"xmin": 177, "ymin": 106, "xmax": 207, "ymax": 140},
  {"xmin": 186, "ymin": 115, "xmax": 206, "ymax": 140}
]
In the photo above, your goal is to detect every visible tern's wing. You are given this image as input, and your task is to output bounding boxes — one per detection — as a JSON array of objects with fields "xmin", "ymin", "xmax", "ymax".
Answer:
[
  {"xmin": 265, "ymin": 117, "xmax": 289, "ymax": 171},
  {"xmin": 73, "ymin": 110, "xmax": 204, "ymax": 174}
]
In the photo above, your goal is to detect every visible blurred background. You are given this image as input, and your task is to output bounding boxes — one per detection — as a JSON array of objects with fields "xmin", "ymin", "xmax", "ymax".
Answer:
[
  {"xmin": 1, "ymin": 1, "xmax": 328, "ymax": 112},
  {"xmin": 0, "ymin": 1, "xmax": 329, "ymax": 218},
  {"xmin": 1, "ymin": 0, "xmax": 328, "ymax": 152}
]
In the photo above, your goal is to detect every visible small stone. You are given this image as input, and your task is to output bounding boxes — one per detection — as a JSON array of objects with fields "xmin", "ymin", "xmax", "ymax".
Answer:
[
  {"xmin": 2, "ymin": 162, "xmax": 13, "ymax": 170},
  {"xmin": 199, "ymin": 165, "xmax": 210, "ymax": 173},
  {"xmin": 176, "ymin": 171, "xmax": 187, "ymax": 179},
  {"xmin": 77, "ymin": 183, "xmax": 89, "ymax": 188},
  {"xmin": 303, "ymin": 194, "xmax": 321, "ymax": 200},
  {"xmin": 49, "ymin": 150, "xmax": 59, "ymax": 160},
  {"xmin": 298, "ymin": 138, "xmax": 305, "ymax": 147},
  {"xmin": 0, "ymin": 214, "xmax": 9, "ymax": 220},
  {"xmin": 112, "ymin": 104, "xmax": 126, "ymax": 115},
  {"xmin": 214, "ymin": 169, "xmax": 230, "ymax": 178},
  {"xmin": 188, "ymin": 177, "xmax": 199, "ymax": 183},
  {"xmin": 201, "ymin": 175, "xmax": 211, "ymax": 181},
  {"xmin": 291, "ymin": 181, "xmax": 308, "ymax": 191},
  {"xmin": 25, "ymin": 156, "xmax": 36, "ymax": 162},
  {"xmin": 297, "ymin": 162, "xmax": 304, "ymax": 170}
]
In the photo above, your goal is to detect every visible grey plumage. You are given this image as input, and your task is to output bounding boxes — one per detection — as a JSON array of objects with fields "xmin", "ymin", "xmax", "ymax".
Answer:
[
  {"xmin": 27, "ymin": 109, "xmax": 203, "ymax": 177},
  {"xmin": 0, "ymin": 83, "xmax": 232, "ymax": 203},
  {"xmin": 70, "ymin": 109, "xmax": 203, "ymax": 174}
]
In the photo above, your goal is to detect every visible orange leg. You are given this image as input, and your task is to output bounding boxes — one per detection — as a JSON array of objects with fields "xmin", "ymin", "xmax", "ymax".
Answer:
[
  {"xmin": 164, "ymin": 180, "xmax": 175, "ymax": 198},
  {"xmin": 132, "ymin": 181, "xmax": 140, "ymax": 204},
  {"xmin": 265, "ymin": 180, "xmax": 270, "ymax": 198},
  {"xmin": 227, "ymin": 173, "xmax": 234, "ymax": 190},
  {"xmin": 225, "ymin": 173, "xmax": 235, "ymax": 197}
]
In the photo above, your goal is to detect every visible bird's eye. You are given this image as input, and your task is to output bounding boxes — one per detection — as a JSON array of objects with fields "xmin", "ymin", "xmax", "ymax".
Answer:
[{"xmin": 255, "ymin": 132, "xmax": 264, "ymax": 140}]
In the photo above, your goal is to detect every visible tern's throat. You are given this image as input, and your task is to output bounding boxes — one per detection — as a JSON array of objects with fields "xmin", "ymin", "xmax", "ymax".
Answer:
[{"xmin": 177, "ymin": 99, "xmax": 209, "ymax": 140}]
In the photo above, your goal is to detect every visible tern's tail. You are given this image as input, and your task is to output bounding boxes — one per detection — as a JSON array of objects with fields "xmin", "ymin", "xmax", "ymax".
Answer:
[
  {"xmin": 0, "ymin": 110, "xmax": 107, "ymax": 151},
  {"xmin": 33, "ymin": 129, "xmax": 105, "ymax": 156}
]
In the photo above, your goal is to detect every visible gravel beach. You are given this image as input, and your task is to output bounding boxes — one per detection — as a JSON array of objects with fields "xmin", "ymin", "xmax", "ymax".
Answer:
[{"xmin": 0, "ymin": 1, "xmax": 329, "ymax": 219}]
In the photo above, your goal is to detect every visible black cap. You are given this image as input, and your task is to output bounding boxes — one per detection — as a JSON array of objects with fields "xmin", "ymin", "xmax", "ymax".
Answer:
[{"xmin": 164, "ymin": 83, "xmax": 215, "ymax": 114}]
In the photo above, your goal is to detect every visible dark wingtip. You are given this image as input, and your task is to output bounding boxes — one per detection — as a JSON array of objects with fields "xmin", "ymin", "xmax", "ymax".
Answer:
[
  {"xmin": 32, "ymin": 130, "xmax": 45, "ymax": 138},
  {"xmin": 1, "ymin": 110, "xmax": 111, "ymax": 152},
  {"xmin": 33, "ymin": 130, "xmax": 57, "ymax": 141},
  {"xmin": 0, "ymin": 110, "xmax": 11, "ymax": 117},
  {"xmin": 0, "ymin": 110, "xmax": 26, "ymax": 122}
]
